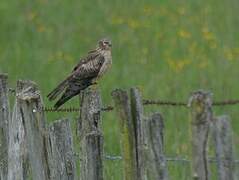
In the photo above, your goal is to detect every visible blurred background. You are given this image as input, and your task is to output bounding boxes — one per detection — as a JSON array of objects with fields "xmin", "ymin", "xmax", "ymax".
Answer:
[{"xmin": 0, "ymin": 0, "xmax": 239, "ymax": 179}]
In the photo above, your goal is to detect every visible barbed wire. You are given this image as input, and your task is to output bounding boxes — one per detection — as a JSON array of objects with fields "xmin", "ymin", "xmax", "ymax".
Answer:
[
  {"xmin": 212, "ymin": 99, "xmax": 239, "ymax": 106},
  {"xmin": 41, "ymin": 98, "xmax": 239, "ymax": 112},
  {"xmin": 143, "ymin": 99, "xmax": 239, "ymax": 107},
  {"xmin": 42, "ymin": 106, "xmax": 114, "ymax": 112},
  {"xmin": 8, "ymin": 88, "xmax": 239, "ymax": 112},
  {"xmin": 142, "ymin": 99, "xmax": 187, "ymax": 106}
]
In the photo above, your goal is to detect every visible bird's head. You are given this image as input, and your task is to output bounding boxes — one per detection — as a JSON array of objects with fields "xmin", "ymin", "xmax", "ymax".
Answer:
[{"xmin": 98, "ymin": 38, "xmax": 112, "ymax": 50}]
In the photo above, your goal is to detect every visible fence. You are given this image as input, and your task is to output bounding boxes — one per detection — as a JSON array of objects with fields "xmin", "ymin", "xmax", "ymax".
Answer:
[{"xmin": 0, "ymin": 73, "xmax": 238, "ymax": 180}]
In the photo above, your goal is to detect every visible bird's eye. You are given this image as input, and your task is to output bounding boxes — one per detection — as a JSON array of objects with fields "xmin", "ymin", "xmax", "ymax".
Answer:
[{"xmin": 103, "ymin": 41, "xmax": 109, "ymax": 44}]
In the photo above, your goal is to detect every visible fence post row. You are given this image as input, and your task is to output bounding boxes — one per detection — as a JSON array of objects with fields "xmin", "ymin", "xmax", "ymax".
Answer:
[
  {"xmin": 78, "ymin": 89, "xmax": 103, "ymax": 180},
  {"xmin": 112, "ymin": 88, "xmax": 168, "ymax": 180},
  {"xmin": 188, "ymin": 90, "xmax": 212, "ymax": 180},
  {"xmin": 1, "ymin": 73, "xmax": 238, "ymax": 180},
  {"xmin": 211, "ymin": 115, "xmax": 235, "ymax": 180},
  {"xmin": 47, "ymin": 119, "xmax": 76, "ymax": 180},
  {"xmin": 0, "ymin": 74, "xmax": 10, "ymax": 180}
]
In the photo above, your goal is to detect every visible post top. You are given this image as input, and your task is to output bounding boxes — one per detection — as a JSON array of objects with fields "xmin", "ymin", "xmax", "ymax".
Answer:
[
  {"xmin": 188, "ymin": 90, "xmax": 212, "ymax": 108},
  {"xmin": 0, "ymin": 73, "xmax": 8, "ymax": 80},
  {"xmin": 16, "ymin": 80, "xmax": 40, "ymax": 101}
]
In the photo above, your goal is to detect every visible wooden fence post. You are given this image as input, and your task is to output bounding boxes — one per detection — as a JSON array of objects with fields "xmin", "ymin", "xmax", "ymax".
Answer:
[
  {"xmin": 47, "ymin": 119, "xmax": 76, "ymax": 180},
  {"xmin": 8, "ymin": 80, "xmax": 29, "ymax": 180},
  {"xmin": 188, "ymin": 90, "xmax": 212, "ymax": 180},
  {"xmin": 113, "ymin": 88, "xmax": 168, "ymax": 180},
  {"xmin": 8, "ymin": 80, "xmax": 50, "ymax": 180},
  {"xmin": 131, "ymin": 88, "xmax": 168, "ymax": 180},
  {"xmin": 78, "ymin": 89, "xmax": 103, "ymax": 180},
  {"xmin": 0, "ymin": 74, "xmax": 10, "ymax": 180},
  {"xmin": 112, "ymin": 89, "xmax": 137, "ymax": 180},
  {"xmin": 145, "ymin": 113, "xmax": 168, "ymax": 180},
  {"xmin": 130, "ymin": 88, "xmax": 146, "ymax": 180},
  {"xmin": 211, "ymin": 115, "xmax": 235, "ymax": 180}
]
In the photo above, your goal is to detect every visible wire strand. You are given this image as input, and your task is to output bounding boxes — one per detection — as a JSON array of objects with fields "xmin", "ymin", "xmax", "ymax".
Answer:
[{"xmin": 8, "ymin": 88, "xmax": 239, "ymax": 112}]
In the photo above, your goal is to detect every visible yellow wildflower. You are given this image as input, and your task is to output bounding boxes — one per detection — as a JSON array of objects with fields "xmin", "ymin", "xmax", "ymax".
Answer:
[
  {"xmin": 27, "ymin": 11, "xmax": 37, "ymax": 21},
  {"xmin": 167, "ymin": 58, "xmax": 191, "ymax": 73},
  {"xmin": 202, "ymin": 27, "xmax": 215, "ymax": 41},
  {"xmin": 143, "ymin": 5, "xmax": 154, "ymax": 15},
  {"xmin": 111, "ymin": 16, "xmax": 124, "ymax": 25},
  {"xmin": 127, "ymin": 19, "xmax": 140, "ymax": 29},
  {"xmin": 224, "ymin": 48, "xmax": 234, "ymax": 61},
  {"xmin": 37, "ymin": 24, "xmax": 46, "ymax": 32},
  {"xmin": 178, "ymin": 29, "xmax": 191, "ymax": 39}
]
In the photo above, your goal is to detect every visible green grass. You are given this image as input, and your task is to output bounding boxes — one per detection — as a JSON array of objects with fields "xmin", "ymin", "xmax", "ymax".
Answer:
[{"xmin": 1, "ymin": 0, "xmax": 239, "ymax": 179}]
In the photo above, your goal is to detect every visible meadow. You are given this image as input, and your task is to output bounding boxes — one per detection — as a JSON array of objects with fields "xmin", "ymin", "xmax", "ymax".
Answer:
[{"xmin": 0, "ymin": 0, "xmax": 239, "ymax": 179}]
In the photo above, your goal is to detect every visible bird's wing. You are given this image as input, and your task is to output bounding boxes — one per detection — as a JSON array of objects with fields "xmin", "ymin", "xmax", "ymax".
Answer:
[
  {"xmin": 47, "ymin": 51, "xmax": 104, "ymax": 101},
  {"xmin": 52, "ymin": 54, "xmax": 105, "ymax": 108},
  {"xmin": 71, "ymin": 54, "xmax": 104, "ymax": 80},
  {"xmin": 72, "ymin": 49, "xmax": 100, "ymax": 72}
]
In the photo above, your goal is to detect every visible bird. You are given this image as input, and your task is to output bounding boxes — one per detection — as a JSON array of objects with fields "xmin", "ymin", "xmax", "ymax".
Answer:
[{"xmin": 47, "ymin": 38, "xmax": 112, "ymax": 109}]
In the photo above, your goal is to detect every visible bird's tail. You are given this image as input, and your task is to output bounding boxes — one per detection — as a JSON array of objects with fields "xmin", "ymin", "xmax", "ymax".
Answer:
[
  {"xmin": 54, "ymin": 89, "xmax": 79, "ymax": 109},
  {"xmin": 54, "ymin": 80, "xmax": 93, "ymax": 109},
  {"xmin": 47, "ymin": 79, "xmax": 68, "ymax": 101}
]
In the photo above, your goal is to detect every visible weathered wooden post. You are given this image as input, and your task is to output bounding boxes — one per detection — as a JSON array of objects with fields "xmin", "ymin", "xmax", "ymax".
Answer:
[
  {"xmin": 113, "ymin": 88, "xmax": 168, "ymax": 180},
  {"xmin": 145, "ymin": 113, "xmax": 168, "ymax": 180},
  {"xmin": 0, "ymin": 74, "xmax": 10, "ymax": 180},
  {"xmin": 130, "ymin": 88, "xmax": 146, "ymax": 180},
  {"xmin": 211, "ymin": 115, "xmax": 235, "ymax": 180},
  {"xmin": 8, "ymin": 80, "xmax": 49, "ymax": 180},
  {"xmin": 112, "ymin": 89, "xmax": 137, "ymax": 180},
  {"xmin": 47, "ymin": 119, "xmax": 76, "ymax": 180},
  {"xmin": 130, "ymin": 88, "xmax": 168, "ymax": 180},
  {"xmin": 78, "ymin": 89, "xmax": 103, "ymax": 180},
  {"xmin": 8, "ymin": 80, "xmax": 29, "ymax": 180},
  {"xmin": 188, "ymin": 90, "xmax": 212, "ymax": 180}
]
